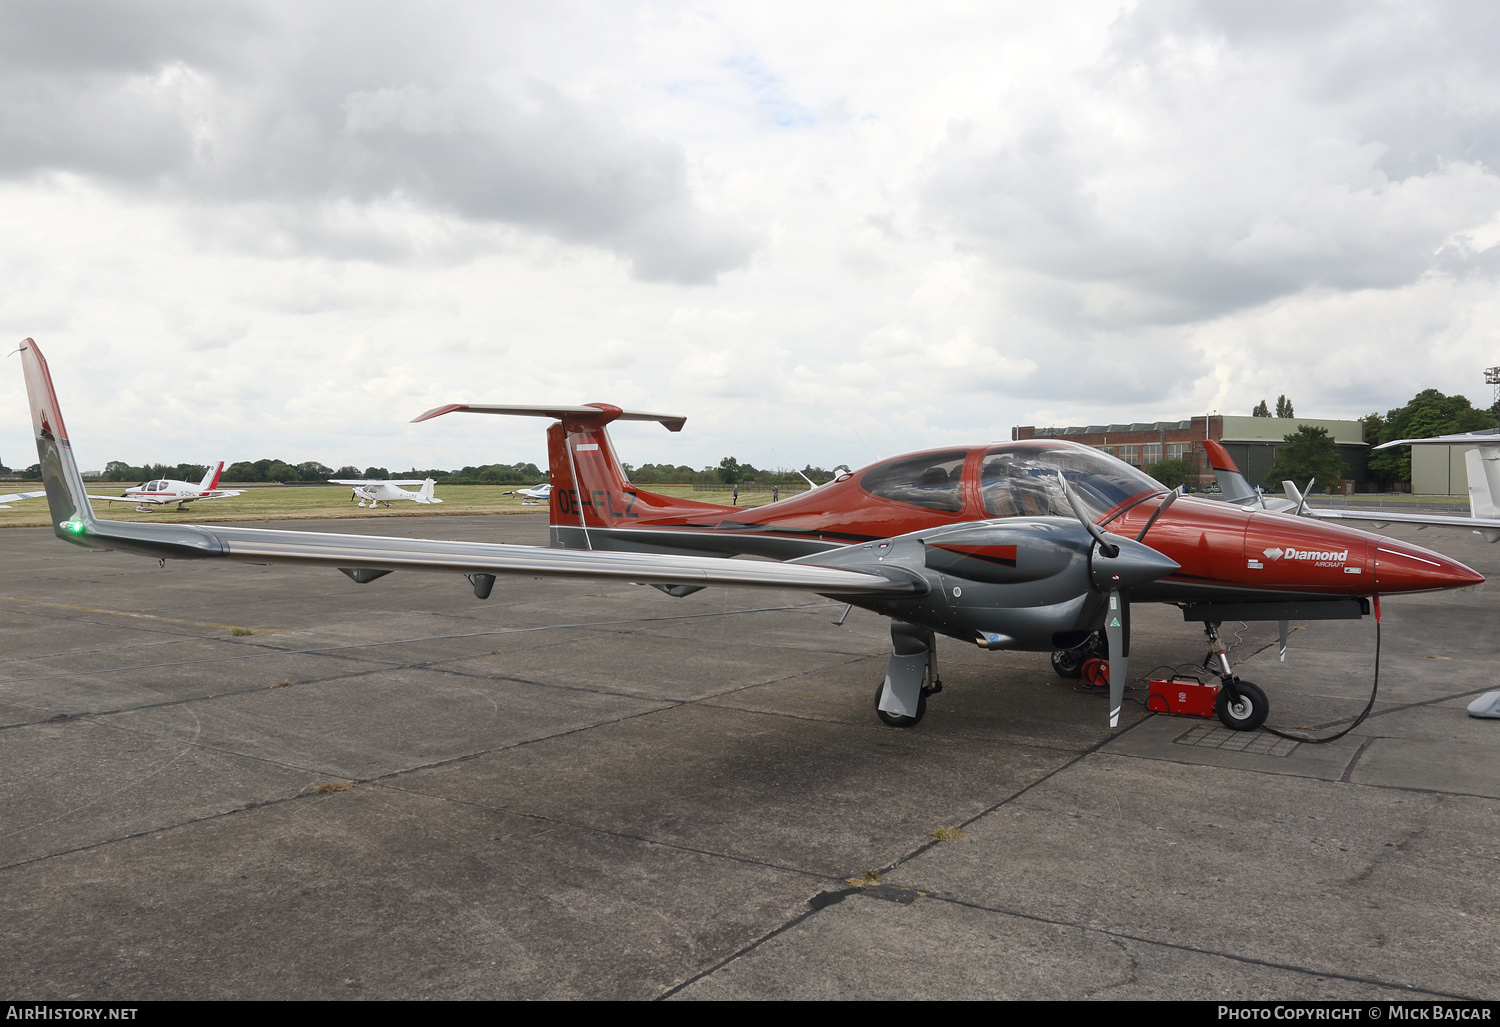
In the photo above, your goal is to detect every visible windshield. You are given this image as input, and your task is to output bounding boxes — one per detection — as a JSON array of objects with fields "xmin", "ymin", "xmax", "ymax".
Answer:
[{"xmin": 979, "ymin": 442, "xmax": 1165, "ymax": 521}]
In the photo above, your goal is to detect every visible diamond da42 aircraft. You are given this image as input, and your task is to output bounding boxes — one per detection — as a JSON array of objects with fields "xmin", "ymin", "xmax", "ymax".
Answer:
[{"xmin": 19, "ymin": 338, "xmax": 1483, "ymax": 734}]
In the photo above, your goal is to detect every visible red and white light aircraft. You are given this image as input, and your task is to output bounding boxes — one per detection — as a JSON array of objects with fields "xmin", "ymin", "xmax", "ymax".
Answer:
[
  {"xmin": 20, "ymin": 339, "xmax": 1484, "ymax": 735},
  {"xmin": 87, "ymin": 463, "xmax": 241, "ymax": 513}
]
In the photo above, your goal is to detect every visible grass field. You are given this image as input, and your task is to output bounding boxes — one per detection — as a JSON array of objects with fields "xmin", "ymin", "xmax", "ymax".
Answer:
[{"xmin": 0, "ymin": 483, "xmax": 782, "ymax": 529}]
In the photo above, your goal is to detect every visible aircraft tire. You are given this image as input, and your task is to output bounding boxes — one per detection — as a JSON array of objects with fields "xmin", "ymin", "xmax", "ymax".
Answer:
[
  {"xmin": 1216, "ymin": 680, "xmax": 1268, "ymax": 732},
  {"xmin": 875, "ymin": 682, "xmax": 927, "ymax": 728},
  {"xmin": 1050, "ymin": 650, "xmax": 1086, "ymax": 679}
]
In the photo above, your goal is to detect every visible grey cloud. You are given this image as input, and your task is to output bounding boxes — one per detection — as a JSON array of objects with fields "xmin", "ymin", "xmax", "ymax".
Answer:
[
  {"xmin": 0, "ymin": 1, "xmax": 754, "ymax": 283},
  {"xmin": 926, "ymin": 0, "xmax": 1500, "ymax": 327}
]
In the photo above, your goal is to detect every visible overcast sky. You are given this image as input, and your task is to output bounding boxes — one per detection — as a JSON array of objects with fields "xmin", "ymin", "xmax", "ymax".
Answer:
[{"xmin": 5, "ymin": 0, "xmax": 1500, "ymax": 475}]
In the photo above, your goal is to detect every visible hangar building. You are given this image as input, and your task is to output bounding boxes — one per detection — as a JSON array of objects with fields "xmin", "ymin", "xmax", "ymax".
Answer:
[{"xmin": 1011, "ymin": 415, "xmax": 1370, "ymax": 492}]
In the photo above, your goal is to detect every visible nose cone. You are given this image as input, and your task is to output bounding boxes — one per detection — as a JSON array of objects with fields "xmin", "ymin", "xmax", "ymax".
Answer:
[
  {"xmin": 1093, "ymin": 536, "xmax": 1180, "ymax": 591},
  {"xmin": 1374, "ymin": 538, "xmax": 1485, "ymax": 594}
]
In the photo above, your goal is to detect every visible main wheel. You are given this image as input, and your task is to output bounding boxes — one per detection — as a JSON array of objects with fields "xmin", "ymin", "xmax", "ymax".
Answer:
[
  {"xmin": 1216, "ymin": 680, "xmax": 1268, "ymax": 731},
  {"xmin": 875, "ymin": 681, "xmax": 927, "ymax": 727},
  {"xmin": 1051, "ymin": 649, "xmax": 1086, "ymax": 679}
]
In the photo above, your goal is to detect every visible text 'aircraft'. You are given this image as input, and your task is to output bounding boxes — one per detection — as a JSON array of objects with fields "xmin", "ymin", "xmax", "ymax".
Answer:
[
  {"xmin": 87, "ymin": 462, "xmax": 241, "ymax": 513},
  {"xmin": 331, "ymin": 478, "xmax": 443, "ymax": 510},
  {"xmin": 19, "ymin": 339, "xmax": 1484, "ymax": 737}
]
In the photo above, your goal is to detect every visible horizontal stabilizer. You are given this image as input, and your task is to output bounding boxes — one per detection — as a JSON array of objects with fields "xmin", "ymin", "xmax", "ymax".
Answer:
[
  {"xmin": 1375, "ymin": 431, "xmax": 1500, "ymax": 450},
  {"xmin": 412, "ymin": 403, "xmax": 686, "ymax": 432}
]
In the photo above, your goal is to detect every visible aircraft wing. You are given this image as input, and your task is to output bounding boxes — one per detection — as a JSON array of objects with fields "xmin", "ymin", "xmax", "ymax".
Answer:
[
  {"xmin": 55, "ymin": 518, "xmax": 924, "ymax": 595},
  {"xmin": 0, "ymin": 490, "xmax": 46, "ymax": 505},
  {"xmin": 330, "ymin": 480, "xmax": 428, "ymax": 486},
  {"xmin": 1296, "ymin": 506, "xmax": 1500, "ymax": 536},
  {"xmin": 87, "ymin": 492, "xmax": 166, "ymax": 504}
]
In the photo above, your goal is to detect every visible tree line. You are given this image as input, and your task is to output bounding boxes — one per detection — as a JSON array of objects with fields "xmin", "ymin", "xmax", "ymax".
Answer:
[{"xmin": 8, "ymin": 454, "xmax": 849, "ymax": 485}]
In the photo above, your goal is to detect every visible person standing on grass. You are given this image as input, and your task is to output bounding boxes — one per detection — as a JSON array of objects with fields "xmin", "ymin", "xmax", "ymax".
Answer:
[
  {"xmin": 732, "ymin": 484, "xmax": 738, "ymax": 506},
  {"xmin": 772, "ymin": 484, "xmax": 779, "ymax": 502}
]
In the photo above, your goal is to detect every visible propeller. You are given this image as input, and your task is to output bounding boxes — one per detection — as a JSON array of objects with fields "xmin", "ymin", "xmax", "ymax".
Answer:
[{"xmin": 1058, "ymin": 474, "xmax": 1179, "ymax": 727}]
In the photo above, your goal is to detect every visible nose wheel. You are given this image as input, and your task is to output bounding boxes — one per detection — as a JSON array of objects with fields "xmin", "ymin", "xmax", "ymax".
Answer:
[
  {"xmin": 1203, "ymin": 622, "xmax": 1270, "ymax": 731},
  {"xmin": 1215, "ymin": 679, "xmax": 1268, "ymax": 731}
]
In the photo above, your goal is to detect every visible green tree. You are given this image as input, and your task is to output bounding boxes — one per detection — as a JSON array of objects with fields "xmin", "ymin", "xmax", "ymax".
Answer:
[
  {"xmin": 1275, "ymin": 395, "xmax": 1294, "ymax": 418},
  {"xmin": 1146, "ymin": 457, "xmax": 1193, "ymax": 490},
  {"xmin": 1366, "ymin": 389, "xmax": 1492, "ymax": 490},
  {"xmin": 1264, "ymin": 426, "xmax": 1344, "ymax": 492},
  {"xmin": 1252, "ymin": 399, "xmax": 1270, "ymax": 417},
  {"xmin": 717, "ymin": 456, "xmax": 744, "ymax": 484}
]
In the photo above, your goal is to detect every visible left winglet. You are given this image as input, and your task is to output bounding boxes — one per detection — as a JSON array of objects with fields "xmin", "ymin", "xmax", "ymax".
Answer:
[{"xmin": 16, "ymin": 338, "xmax": 96, "ymax": 541}]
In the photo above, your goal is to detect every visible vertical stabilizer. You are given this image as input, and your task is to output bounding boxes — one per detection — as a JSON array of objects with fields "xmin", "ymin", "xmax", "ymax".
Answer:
[
  {"xmin": 200, "ymin": 461, "xmax": 225, "ymax": 492},
  {"xmin": 1201, "ymin": 440, "xmax": 1262, "ymax": 506},
  {"xmin": 411, "ymin": 401, "xmax": 737, "ymax": 552},
  {"xmin": 16, "ymin": 338, "xmax": 97, "ymax": 540}
]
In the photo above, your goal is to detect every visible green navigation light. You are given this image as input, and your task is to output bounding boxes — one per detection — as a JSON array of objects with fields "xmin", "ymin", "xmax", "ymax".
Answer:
[{"xmin": 59, "ymin": 519, "xmax": 86, "ymax": 535}]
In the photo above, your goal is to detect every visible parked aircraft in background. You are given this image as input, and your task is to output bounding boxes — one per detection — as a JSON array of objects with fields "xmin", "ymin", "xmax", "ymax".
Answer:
[
  {"xmin": 330, "ymin": 478, "xmax": 444, "ymax": 510},
  {"xmin": 0, "ymin": 489, "xmax": 45, "ymax": 508},
  {"xmin": 87, "ymin": 462, "xmax": 241, "ymax": 513},
  {"xmin": 1204, "ymin": 437, "xmax": 1500, "ymax": 542},
  {"xmin": 504, "ymin": 483, "xmax": 551, "ymax": 504},
  {"xmin": 20, "ymin": 339, "xmax": 1483, "ymax": 739}
]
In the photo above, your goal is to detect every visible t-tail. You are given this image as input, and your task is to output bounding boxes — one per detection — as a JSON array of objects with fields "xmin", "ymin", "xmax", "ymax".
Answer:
[
  {"xmin": 17, "ymin": 338, "xmax": 96, "ymax": 541},
  {"xmin": 411, "ymin": 403, "xmax": 737, "ymax": 550},
  {"xmin": 1201, "ymin": 440, "xmax": 1264, "ymax": 506}
]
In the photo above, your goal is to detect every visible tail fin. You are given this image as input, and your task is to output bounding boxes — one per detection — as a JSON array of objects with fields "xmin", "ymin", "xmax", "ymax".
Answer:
[
  {"xmin": 16, "ymin": 338, "xmax": 96, "ymax": 540},
  {"xmin": 412, "ymin": 402, "xmax": 735, "ymax": 549},
  {"xmin": 1466, "ymin": 447, "xmax": 1500, "ymax": 519},
  {"xmin": 419, "ymin": 478, "xmax": 442, "ymax": 504},
  {"xmin": 200, "ymin": 461, "xmax": 225, "ymax": 492},
  {"xmin": 1201, "ymin": 439, "xmax": 1262, "ymax": 506}
]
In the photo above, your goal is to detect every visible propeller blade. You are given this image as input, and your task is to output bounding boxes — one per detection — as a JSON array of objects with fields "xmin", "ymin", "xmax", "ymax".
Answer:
[
  {"xmin": 1055, "ymin": 472, "xmax": 1118, "ymax": 557},
  {"xmin": 1134, "ymin": 489, "xmax": 1180, "ymax": 542},
  {"xmin": 1105, "ymin": 589, "xmax": 1129, "ymax": 727}
]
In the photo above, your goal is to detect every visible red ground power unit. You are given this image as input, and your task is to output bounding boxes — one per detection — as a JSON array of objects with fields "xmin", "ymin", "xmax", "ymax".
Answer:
[{"xmin": 1147, "ymin": 676, "xmax": 1219, "ymax": 718}]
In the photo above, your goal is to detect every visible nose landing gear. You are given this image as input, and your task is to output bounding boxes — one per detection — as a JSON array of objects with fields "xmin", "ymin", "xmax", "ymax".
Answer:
[{"xmin": 1203, "ymin": 621, "xmax": 1268, "ymax": 731}]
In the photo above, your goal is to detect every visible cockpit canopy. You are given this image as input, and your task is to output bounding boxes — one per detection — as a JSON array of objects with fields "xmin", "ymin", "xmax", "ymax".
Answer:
[{"xmin": 858, "ymin": 441, "xmax": 1166, "ymax": 522}]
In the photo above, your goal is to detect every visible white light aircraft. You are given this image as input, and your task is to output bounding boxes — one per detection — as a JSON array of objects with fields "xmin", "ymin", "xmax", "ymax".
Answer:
[
  {"xmin": 331, "ymin": 478, "xmax": 444, "ymax": 510},
  {"xmin": 1205, "ymin": 436, "xmax": 1500, "ymax": 542},
  {"xmin": 0, "ymin": 489, "xmax": 45, "ymax": 508},
  {"xmin": 87, "ymin": 462, "xmax": 242, "ymax": 513},
  {"xmin": 505, "ymin": 483, "xmax": 551, "ymax": 504}
]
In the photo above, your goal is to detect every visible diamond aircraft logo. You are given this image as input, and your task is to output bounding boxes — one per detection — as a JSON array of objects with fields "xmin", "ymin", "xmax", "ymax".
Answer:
[{"xmin": 1264, "ymin": 544, "xmax": 1348, "ymax": 566}]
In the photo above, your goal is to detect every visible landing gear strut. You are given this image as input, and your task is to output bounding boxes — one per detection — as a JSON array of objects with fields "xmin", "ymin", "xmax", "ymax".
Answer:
[
  {"xmin": 876, "ymin": 620, "xmax": 942, "ymax": 727},
  {"xmin": 1202, "ymin": 621, "xmax": 1268, "ymax": 731}
]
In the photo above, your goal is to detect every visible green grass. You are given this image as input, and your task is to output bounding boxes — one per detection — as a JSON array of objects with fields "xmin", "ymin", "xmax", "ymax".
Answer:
[{"xmin": 0, "ymin": 482, "xmax": 783, "ymax": 528}]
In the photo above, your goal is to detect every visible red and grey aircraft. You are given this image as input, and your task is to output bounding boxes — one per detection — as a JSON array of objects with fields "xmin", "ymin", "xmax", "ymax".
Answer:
[{"xmin": 20, "ymin": 338, "xmax": 1483, "ymax": 735}]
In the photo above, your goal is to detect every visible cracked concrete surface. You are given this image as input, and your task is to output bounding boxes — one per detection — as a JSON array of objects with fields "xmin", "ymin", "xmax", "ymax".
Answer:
[{"xmin": 1, "ymin": 515, "xmax": 1495, "ymax": 999}]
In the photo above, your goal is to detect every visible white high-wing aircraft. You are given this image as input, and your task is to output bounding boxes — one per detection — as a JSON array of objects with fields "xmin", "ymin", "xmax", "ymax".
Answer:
[
  {"xmin": 0, "ymin": 489, "xmax": 45, "ymax": 509},
  {"xmin": 331, "ymin": 478, "xmax": 444, "ymax": 510},
  {"xmin": 87, "ymin": 462, "xmax": 242, "ymax": 513}
]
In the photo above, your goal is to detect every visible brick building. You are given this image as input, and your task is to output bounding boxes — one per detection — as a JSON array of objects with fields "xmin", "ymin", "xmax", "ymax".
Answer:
[{"xmin": 1011, "ymin": 415, "xmax": 1369, "ymax": 492}]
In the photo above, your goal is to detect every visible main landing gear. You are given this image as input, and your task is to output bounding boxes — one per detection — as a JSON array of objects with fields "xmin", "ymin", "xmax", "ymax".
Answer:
[
  {"xmin": 875, "ymin": 620, "xmax": 942, "ymax": 727},
  {"xmin": 1202, "ymin": 621, "xmax": 1268, "ymax": 731},
  {"xmin": 1050, "ymin": 633, "xmax": 1105, "ymax": 679}
]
